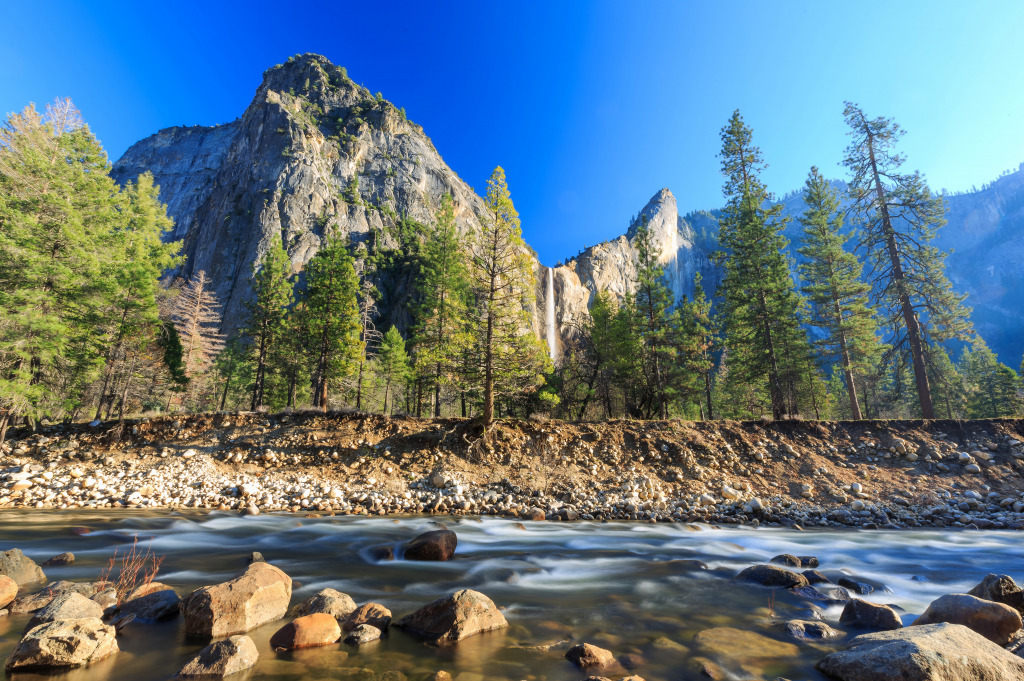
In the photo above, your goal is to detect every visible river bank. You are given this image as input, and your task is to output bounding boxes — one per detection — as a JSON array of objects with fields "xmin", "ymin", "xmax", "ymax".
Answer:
[{"xmin": 3, "ymin": 412, "xmax": 1024, "ymax": 529}]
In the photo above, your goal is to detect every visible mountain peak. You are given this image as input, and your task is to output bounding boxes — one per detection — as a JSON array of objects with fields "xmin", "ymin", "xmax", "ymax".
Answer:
[{"xmin": 260, "ymin": 53, "xmax": 359, "ymax": 99}]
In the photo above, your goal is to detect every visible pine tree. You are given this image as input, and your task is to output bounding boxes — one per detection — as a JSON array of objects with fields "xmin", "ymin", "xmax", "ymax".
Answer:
[
  {"xmin": 797, "ymin": 166, "xmax": 880, "ymax": 419},
  {"xmin": 354, "ymin": 274, "xmax": 383, "ymax": 411},
  {"xmin": 715, "ymin": 110, "xmax": 812, "ymax": 419},
  {"xmin": 300, "ymin": 235, "xmax": 361, "ymax": 410},
  {"xmin": 469, "ymin": 167, "xmax": 549, "ymax": 425},
  {"xmin": 631, "ymin": 216, "xmax": 676, "ymax": 418},
  {"xmin": 677, "ymin": 273, "xmax": 718, "ymax": 419},
  {"xmin": 413, "ymin": 193, "xmax": 472, "ymax": 416},
  {"xmin": 245, "ymin": 239, "xmax": 293, "ymax": 410},
  {"xmin": 842, "ymin": 102, "xmax": 973, "ymax": 419},
  {"xmin": 960, "ymin": 339, "xmax": 1023, "ymax": 418},
  {"xmin": 377, "ymin": 326, "xmax": 411, "ymax": 414}
]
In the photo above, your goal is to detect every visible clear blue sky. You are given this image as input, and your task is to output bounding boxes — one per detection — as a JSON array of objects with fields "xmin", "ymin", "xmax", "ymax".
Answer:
[{"xmin": 3, "ymin": 1, "xmax": 1022, "ymax": 266}]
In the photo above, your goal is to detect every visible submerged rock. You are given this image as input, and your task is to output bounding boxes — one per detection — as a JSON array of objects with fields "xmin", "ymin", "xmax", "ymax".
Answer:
[
  {"xmin": 180, "ymin": 562, "xmax": 291, "ymax": 637},
  {"xmin": 737, "ymin": 564, "xmax": 809, "ymax": 588},
  {"xmin": 0, "ymin": 549, "xmax": 46, "ymax": 586},
  {"xmin": 968, "ymin": 574, "xmax": 1024, "ymax": 613},
  {"xmin": 270, "ymin": 613, "xmax": 341, "ymax": 650},
  {"xmin": 395, "ymin": 589, "xmax": 507, "ymax": 645},
  {"xmin": 41, "ymin": 552, "xmax": 75, "ymax": 567},
  {"xmin": 404, "ymin": 530, "xmax": 457, "ymax": 561},
  {"xmin": 5, "ymin": 617, "xmax": 118, "ymax": 672},
  {"xmin": 176, "ymin": 635, "xmax": 258, "ymax": 678},
  {"xmin": 785, "ymin": 619, "xmax": 843, "ymax": 641},
  {"xmin": 565, "ymin": 643, "xmax": 616, "ymax": 669},
  {"xmin": 840, "ymin": 599, "xmax": 903, "ymax": 631},
  {"xmin": 816, "ymin": 622, "xmax": 1024, "ymax": 681},
  {"xmin": 913, "ymin": 593, "xmax": 1022, "ymax": 645},
  {"xmin": 291, "ymin": 588, "xmax": 357, "ymax": 622},
  {"xmin": 344, "ymin": 623, "xmax": 382, "ymax": 645}
]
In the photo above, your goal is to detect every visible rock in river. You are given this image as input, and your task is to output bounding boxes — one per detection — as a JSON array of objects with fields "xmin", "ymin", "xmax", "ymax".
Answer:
[
  {"xmin": 344, "ymin": 603, "xmax": 392, "ymax": 632},
  {"xmin": 565, "ymin": 643, "xmax": 616, "ymax": 669},
  {"xmin": 291, "ymin": 588, "xmax": 357, "ymax": 622},
  {"xmin": 840, "ymin": 599, "xmax": 903, "ymax": 631},
  {"xmin": 816, "ymin": 622, "xmax": 1024, "ymax": 681},
  {"xmin": 344, "ymin": 623, "xmax": 382, "ymax": 645},
  {"xmin": 27, "ymin": 591, "xmax": 104, "ymax": 629},
  {"xmin": 181, "ymin": 561, "xmax": 291, "ymax": 637},
  {"xmin": 737, "ymin": 564, "xmax": 809, "ymax": 588},
  {"xmin": 0, "ymin": 549, "xmax": 46, "ymax": 586},
  {"xmin": 5, "ymin": 617, "xmax": 118, "ymax": 672},
  {"xmin": 176, "ymin": 635, "xmax": 258, "ymax": 678},
  {"xmin": 270, "ymin": 613, "xmax": 341, "ymax": 650},
  {"xmin": 118, "ymin": 583, "xmax": 181, "ymax": 623},
  {"xmin": 395, "ymin": 589, "xmax": 508, "ymax": 645},
  {"xmin": 913, "ymin": 593, "xmax": 1022, "ymax": 645},
  {"xmin": 968, "ymin": 573, "xmax": 1024, "ymax": 613},
  {"xmin": 0, "ymin": 576, "xmax": 16, "ymax": 610},
  {"xmin": 404, "ymin": 530, "xmax": 457, "ymax": 561}
]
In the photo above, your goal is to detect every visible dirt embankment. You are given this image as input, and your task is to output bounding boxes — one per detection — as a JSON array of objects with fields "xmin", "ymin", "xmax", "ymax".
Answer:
[{"xmin": 2, "ymin": 413, "xmax": 1024, "ymax": 528}]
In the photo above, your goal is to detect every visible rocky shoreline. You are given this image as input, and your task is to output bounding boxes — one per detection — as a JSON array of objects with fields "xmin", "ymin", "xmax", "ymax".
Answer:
[{"xmin": 3, "ymin": 412, "xmax": 1024, "ymax": 529}]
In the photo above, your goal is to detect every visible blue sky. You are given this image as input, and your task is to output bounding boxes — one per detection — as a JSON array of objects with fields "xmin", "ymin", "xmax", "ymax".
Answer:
[{"xmin": 3, "ymin": 1, "xmax": 1022, "ymax": 266}]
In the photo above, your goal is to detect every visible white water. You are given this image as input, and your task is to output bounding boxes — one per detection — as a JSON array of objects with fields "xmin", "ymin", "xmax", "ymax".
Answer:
[{"xmin": 545, "ymin": 267, "xmax": 557, "ymax": 362}]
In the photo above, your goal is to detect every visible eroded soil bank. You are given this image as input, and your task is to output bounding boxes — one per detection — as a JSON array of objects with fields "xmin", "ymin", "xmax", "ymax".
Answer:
[{"xmin": 2, "ymin": 413, "xmax": 1024, "ymax": 528}]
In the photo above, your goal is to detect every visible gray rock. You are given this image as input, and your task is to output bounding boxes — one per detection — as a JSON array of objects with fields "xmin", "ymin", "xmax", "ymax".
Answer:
[
  {"xmin": 968, "ymin": 574, "xmax": 1024, "ymax": 613},
  {"xmin": 784, "ymin": 619, "xmax": 843, "ymax": 641},
  {"xmin": 395, "ymin": 589, "xmax": 508, "ymax": 644},
  {"xmin": 737, "ymin": 564, "xmax": 809, "ymax": 588},
  {"xmin": 40, "ymin": 552, "xmax": 75, "ymax": 567},
  {"xmin": 291, "ymin": 588, "xmax": 357, "ymax": 621},
  {"xmin": 0, "ymin": 549, "xmax": 46, "ymax": 586},
  {"xmin": 344, "ymin": 623, "xmax": 382, "ymax": 645},
  {"xmin": 117, "ymin": 583, "xmax": 181, "ymax": 623},
  {"xmin": 913, "ymin": 593, "xmax": 1022, "ymax": 645},
  {"xmin": 840, "ymin": 598, "xmax": 903, "ymax": 631},
  {"xmin": 10, "ymin": 581, "xmax": 100, "ymax": 613},
  {"xmin": 27, "ymin": 591, "xmax": 104, "ymax": 629},
  {"xmin": 4, "ymin": 617, "xmax": 118, "ymax": 672},
  {"xmin": 816, "ymin": 622, "xmax": 1024, "ymax": 681},
  {"xmin": 176, "ymin": 635, "xmax": 258, "ymax": 678}
]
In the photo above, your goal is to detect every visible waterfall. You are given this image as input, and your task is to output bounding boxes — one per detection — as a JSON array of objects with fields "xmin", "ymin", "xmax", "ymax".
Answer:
[{"xmin": 546, "ymin": 268, "xmax": 557, "ymax": 362}]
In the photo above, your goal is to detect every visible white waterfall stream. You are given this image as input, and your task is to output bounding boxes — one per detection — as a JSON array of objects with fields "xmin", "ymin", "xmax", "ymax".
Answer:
[{"xmin": 546, "ymin": 267, "xmax": 557, "ymax": 361}]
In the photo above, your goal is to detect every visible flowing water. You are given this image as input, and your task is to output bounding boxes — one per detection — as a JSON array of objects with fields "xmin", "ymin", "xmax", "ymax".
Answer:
[{"xmin": 1, "ymin": 512, "xmax": 1022, "ymax": 681}]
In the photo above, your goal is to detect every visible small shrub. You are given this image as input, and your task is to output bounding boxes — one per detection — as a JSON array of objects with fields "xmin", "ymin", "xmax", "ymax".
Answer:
[{"xmin": 97, "ymin": 536, "xmax": 164, "ymax": 606}]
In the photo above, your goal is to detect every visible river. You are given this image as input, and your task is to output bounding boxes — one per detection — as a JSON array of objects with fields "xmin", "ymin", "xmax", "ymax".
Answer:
[{"xmin": 2, "ymin": 512, "xmax": 1022, "ymax": 680}]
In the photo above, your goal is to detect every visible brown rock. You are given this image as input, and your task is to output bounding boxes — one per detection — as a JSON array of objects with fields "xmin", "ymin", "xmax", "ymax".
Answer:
[
  {"xmin": 394, "ymin": 589, "xmax": 507, "ymax": 644},
  {"xmin": 0, "ymin": 575, "xmax": 16, "ymax": 610},
  {"xmin": 9, "ymin": 580, "xmax": 99, "ymax": 613},
  {"xmin": 816, "ymin": 622, "xmax": 1024, "ymax": 681},
  {"xmin": 431, "ymin": 672, "xmax": 452, "ymax": 681},
  {"xmin": 969, "ymin": 574, "xmax": 1024, "ymax": 613},
  {"xmin": 118, "ymin": 583, "xmax": 180, "ymax": 623},
  {"xmin": 344, "ymin": 603, "xmax": 392, "ymax": 632},
  {"xmin": 270, "ymin": 613, "xmax": 341, "ymax": 650},
  {"xmin": 4, "ymin": 617, "xmax": 118, "ymax": 671},
  {"xmin": 914, "ymin": 593, "xmax": 1022, "ymax": 645},
  {"xmin": 291, "ymin": 588, "xmax": 357, "ymax": 621},
  {"xmin": 840, "ymin": 599, "xmax": 903, "ymax": 631},
  {"xmin": 176, "ymin": 635, "xmax": 258, "ymax": 678},
  {"xmin": 40, "ymin": 553, "xmax": 75, "ymax": 567},
  {"xmin": 566, "ymin": 643, "xmax": 616, "ymax": 669},
  {"xmin": 737, "ymin": 564, "xmax": 809, "ymax": 588},
  {"xmin": 181, "ymin": 561, "xmax": 291, "ymax": 637},
  {"xmin": 403, "ymin": 530, "xmax": 457, "ymax": 561}
]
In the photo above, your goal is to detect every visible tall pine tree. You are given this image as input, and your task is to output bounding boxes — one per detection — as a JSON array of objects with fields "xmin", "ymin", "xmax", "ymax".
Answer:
[
  {"xmin": 797, "ymin": 167, "xmax": 880, "ymax": 419},
  {"xmin": 842, "ymin": 102, "xmax": 972, "ymax": 419},
  {"xmin": 245, "ymin": 239, "xmax": 293, "ymax": 410}
]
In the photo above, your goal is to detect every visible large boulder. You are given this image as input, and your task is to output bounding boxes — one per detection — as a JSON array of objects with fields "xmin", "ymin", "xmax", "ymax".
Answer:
[
  {"xmin": 840, "ymin": 599, "xmax": 903, "ymax": 631},
  {"xmin": 290, "ymin": 588, "xmax": 357, "ymax": 621},
  {"xmin": 9, "ymin": 580, "xmax": 99, "ymax": 613},
  {"xmin": 913, "ymin": 593, "xmax": 1022, "ymax": 645},
  {"xmin": 176, "ymin": 635, "xmax": 258, "ymax": 678},
  {"xmin": 395, "ymin": 589, "xmax": 508, "ymax": 645},
  {"xmin": 344, "ymin": 602, "xmax": 392, "ymax": 632},
  {"xmin": 118, "ymin": 583, "xmax": 181, "ymax": 623},
  {"xmin": 0, "ymin": 549, "xmax": 46, "ymax": 586},
  {"xmin": 404, "ymin": 530, "xmax": 457, "ymax": 561},
  {"xmin": 4, "ymin": 618, "xmax": 118, "ymax": 672},
  {"xmin": 816, "ymin": 622, "xmax": 1024, "ymax": 681},
  {"xmin": 180, "ymin": 562, "xmax": 291, "ymax": 637},
  {"xmin": 565, "ymin": 643, "xmax": 616, "ymax": 669},
  {"xmin": 737, "ymin": 564, "xmax": 809, "ymax": 588},
  {"xmin": 0, "ymin": 575, "xmax": 16, "ymax": 610},
  {"xmin": 968, "ymin": 574, "xmax": 1024, "ymax": 613},
  {"xmin": 269, "ymin": 613, "xmax": 341, "ymax": 650},
  {"xmin": 27, "ymin": 591, "xmax": 104, "ymax": 629}
]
